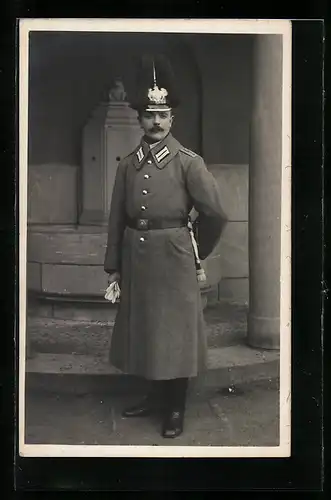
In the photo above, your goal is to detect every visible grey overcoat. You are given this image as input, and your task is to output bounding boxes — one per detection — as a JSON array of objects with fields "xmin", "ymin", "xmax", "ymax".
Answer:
[{"xmin": 104, "ymin": 133, "xmax": 226, "ymax": 380}]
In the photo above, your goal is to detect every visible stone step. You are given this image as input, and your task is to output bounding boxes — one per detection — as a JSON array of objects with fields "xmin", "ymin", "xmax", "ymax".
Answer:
[
  {"xmin": 24, "ymin": 301, "xmax": 277, "ymax": 392},
  {"xmin": 27, "ymin": 301, "xmax": 249, "ymax": 354},
  {"xmin": 25, "ymin": 345, "xmax": 279, "ymax": 393}
]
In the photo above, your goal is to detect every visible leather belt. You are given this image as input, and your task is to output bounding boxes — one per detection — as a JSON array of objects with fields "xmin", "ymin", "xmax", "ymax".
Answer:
[{"xmin": 126, "ymin": 217, "xmax": 188, "ymax": 231}]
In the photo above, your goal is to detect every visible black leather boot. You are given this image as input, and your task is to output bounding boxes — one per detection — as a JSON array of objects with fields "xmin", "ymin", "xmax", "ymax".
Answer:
[
  {"xmin": 122, "ymin": 381, "xmax": 165, "ymax": 418},
  {"xmin": 162, "ymin": 409, "xmax": 185, "ymax": 438},
  {"xmin": 161, "ymin": 378, "xmax": 188, "ymax": 438}
]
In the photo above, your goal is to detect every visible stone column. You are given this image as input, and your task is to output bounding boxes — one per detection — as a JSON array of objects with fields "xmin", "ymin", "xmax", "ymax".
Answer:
[{"xmin": 248, "ymin": 35, "xmax": 283, "ymax": 349}]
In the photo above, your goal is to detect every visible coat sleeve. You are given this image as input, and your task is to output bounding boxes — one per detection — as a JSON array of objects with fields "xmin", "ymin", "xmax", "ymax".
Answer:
[
  {"xmin": 186, "ymin": 155, "xmax": 228, "ymax": 259},
  {"xmin": 104, "ymin": 161, "xmax": 127, "ymax": 274}
]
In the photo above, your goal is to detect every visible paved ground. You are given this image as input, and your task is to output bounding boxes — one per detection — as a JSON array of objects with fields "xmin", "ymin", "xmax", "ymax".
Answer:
[{"xmin": 25, "ymin": 378, "xmax": 279, "ymax": 447}]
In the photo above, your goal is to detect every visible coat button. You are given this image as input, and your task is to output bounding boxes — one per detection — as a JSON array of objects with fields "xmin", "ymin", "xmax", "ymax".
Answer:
[
  {"xmin": 141, "ymin": 205, "xmax": 147, "ymax": 211},
  {"xmin": 147, "ymin": 160, "xmax": 152, "ymax": 164},
  {"xmin": 142, "ymin": 189, "xmax": 148, "ymax": 195},
  {"xmin": 140, "ymin": 237, "xmax": 145, "ymax": 242},
  {"xmin": 144, "ymin": 174, "xmax": 150, "ymax": 179}
]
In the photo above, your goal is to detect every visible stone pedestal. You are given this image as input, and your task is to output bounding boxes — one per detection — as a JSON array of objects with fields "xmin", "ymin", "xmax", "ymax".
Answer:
[
  {"xmin": 80, "ymin": 99, "xmax": 142, "ymax": 225},
  {"xmin": 247, "ymin": 35, "xmax": 283, "ymax": 349}
]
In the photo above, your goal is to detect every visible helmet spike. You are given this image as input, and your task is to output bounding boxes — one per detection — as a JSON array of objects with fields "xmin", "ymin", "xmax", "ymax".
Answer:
[{"xmin": 153, "ymin": 59, "xmax": 157, "ymax": 86}]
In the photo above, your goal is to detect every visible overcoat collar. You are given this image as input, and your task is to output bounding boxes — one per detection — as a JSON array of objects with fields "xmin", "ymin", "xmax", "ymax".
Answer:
[{"xmin": 133, "ymin": 133, "xmax": 181, "ymax": 170}]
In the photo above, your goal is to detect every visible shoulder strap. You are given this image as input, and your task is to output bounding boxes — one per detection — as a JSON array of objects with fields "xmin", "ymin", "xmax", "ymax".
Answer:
[{"xmin": 179, "ymin": 146, "xmax": 198, "ymax": 158}]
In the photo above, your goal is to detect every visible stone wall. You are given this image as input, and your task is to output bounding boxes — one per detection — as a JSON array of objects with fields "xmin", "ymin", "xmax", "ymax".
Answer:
[
  {"xmin": 27, "ymin": 226, "xmax": 108, "ymax": 296},
  {"xmin": 27, "ymin": 164, "xmax": 249, "ymax": 304},
  {"xmin": 28, "ymin": 164, "xmax": 78, "ymax": 224},
  {"xmin": 209, "ymin": 165, "xmax": 249, "ymax": 304}
]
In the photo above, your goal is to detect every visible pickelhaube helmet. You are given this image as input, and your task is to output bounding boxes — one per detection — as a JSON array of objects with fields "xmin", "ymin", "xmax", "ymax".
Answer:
[{"xmin": 129, "ymin": 54, "xmax": 180, "ymax": 112}]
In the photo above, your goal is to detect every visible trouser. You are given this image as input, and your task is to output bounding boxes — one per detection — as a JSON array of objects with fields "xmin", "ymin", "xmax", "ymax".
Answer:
[{"xmin": 149, "ymin": 378, "xmax": 188, "ymax": 411}]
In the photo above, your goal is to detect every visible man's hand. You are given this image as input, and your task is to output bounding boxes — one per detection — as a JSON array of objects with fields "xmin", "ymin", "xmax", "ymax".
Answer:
[{"xmin": 108, "ymin": 272, "xmax": 120, "ymax": 285}]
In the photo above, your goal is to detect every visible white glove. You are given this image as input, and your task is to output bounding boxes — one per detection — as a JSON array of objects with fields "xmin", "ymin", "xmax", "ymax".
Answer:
[{"xmin": 104, "ymin": 280, "xmax": 121, "ymax": 303}]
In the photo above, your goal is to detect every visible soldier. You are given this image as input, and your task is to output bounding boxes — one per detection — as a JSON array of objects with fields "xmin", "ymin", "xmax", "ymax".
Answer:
[{"xmin": 104, "ymin": 54, "xmax": 227, "ymax": 438}]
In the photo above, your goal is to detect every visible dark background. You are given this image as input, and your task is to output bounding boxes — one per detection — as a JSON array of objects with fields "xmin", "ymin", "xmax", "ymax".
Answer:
[
  {"xmin": 28, "ymin": 32, "xmax": 252, "ymax": 166},
  {"xmin": 0, "ymin": 6, "xmax": 326, "ymax": 494}
]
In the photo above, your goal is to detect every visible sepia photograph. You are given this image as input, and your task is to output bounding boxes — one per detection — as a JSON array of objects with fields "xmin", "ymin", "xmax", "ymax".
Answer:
[{"xmin": 19, "ymin": 19, "xmax": 292, "ymax": 458}]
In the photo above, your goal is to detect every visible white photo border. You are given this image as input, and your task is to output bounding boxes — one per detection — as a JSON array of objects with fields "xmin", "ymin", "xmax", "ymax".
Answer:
[{"xmin": 18, "ymin": 18, "xmax": 292, "ymax": 458}]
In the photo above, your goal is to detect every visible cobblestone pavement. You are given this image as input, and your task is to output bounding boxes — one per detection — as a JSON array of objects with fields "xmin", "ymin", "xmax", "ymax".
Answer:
[{"xmin": 25, "ymin": 378, "xmax": 279, "ymax": 448}]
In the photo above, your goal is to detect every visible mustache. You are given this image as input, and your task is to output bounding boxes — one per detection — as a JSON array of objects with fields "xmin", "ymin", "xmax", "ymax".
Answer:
[{"xmin": 149, "ymin": 126, "xmax": 164, "ymax": 132}]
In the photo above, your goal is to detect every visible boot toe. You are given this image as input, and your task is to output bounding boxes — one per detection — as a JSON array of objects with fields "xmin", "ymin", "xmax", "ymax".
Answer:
[
  {"xmin": 162, "ymin": 411, "xmax": 184, "ymax": 438},
  {"xmin": 162, "ymin": 428, "xmax": 182, "ymax": 438}
]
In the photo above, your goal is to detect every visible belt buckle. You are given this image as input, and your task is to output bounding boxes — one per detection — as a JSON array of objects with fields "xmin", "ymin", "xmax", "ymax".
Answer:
[{"xmin": 137, "ymin": 218, "xmax": 149, "ymax": 230}]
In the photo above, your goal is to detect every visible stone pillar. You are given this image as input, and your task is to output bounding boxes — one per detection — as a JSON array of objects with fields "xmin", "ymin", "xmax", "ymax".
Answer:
[{"xmin": 247, "ymin": 35, "xmax": 283, "ymax": 349}]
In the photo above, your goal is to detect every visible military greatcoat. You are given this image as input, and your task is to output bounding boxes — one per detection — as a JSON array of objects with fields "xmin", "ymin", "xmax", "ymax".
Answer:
[{"xmin": 104, "ymin": 133, "xmax": 226, "ymax": 380}]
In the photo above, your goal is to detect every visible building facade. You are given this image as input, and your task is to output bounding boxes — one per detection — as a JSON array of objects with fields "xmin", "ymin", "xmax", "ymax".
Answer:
[{"xmin": 26, "ymin": 32, "xmax": 283, "ymax": 349}]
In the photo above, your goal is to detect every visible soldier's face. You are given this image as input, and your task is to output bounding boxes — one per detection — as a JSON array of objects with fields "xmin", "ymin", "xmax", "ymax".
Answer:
[{"xmin": 139, "ymin": 110, "xmax": 174, "ymax": 142}]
